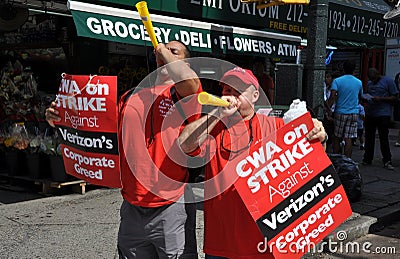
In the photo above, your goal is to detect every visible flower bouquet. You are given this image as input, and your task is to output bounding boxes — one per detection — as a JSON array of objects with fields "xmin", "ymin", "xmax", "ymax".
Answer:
[
  {"xmin": 39, "ymin": 130, "xmax": 62, "ymax": 156},
  {"xmin": 1, "ymin": 122, "xmax": 29, "ymax": 176},
  {"xmin": 0, "ymin": 60, "xmax": 39, "ymax": 122}
]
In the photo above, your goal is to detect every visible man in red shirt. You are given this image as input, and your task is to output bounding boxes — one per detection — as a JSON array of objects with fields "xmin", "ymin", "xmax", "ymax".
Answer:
[
  {"xmin": 179, "ymin": 67, "xmax": 326, "ymax": 259},
  {"xmin": 46, "ymin": 41, "xmax": 202, "ymax": 258}
]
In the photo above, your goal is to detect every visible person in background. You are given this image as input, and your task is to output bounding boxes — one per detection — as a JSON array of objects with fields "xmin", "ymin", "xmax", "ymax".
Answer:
[
  {"xmin": 354, "ymin": 103, "xmax": 365, "ymax": 150},
  {"xmin": 179, "ymin": 67, "xmax": 327, "ymax": 259},
  {"xmin": 323, "ymin": 71, "xmax": 341, "ymax": 152},
  {"xmin": 362, "ymin": 68, "xmax": 398, "ymax": 170},
  {"xmin": 46, "ymin": 41, "xmax": 202, "ymax": 258},
  {"xmin": 327, "ymin": 60, "xmax": 363, "ymax": 158},
  {"xmin": 253, "ymin": 58, "xmax": 275, "ymax": 105},
  {"xmin": 393, "ymin": 72, "xmax": 400, "ymax": 147}
]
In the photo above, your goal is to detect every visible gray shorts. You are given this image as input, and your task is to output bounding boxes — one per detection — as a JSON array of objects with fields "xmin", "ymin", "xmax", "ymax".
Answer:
[{"xmin": 117, "ymin": 187, "xmax": 197, "ymax": 259}]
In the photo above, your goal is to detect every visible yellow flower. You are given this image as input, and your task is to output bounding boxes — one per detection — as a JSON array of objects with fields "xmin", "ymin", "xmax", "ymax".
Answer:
[{"xmin": 4, "ymin": 138, "xmax": 14, "ymax": 147}]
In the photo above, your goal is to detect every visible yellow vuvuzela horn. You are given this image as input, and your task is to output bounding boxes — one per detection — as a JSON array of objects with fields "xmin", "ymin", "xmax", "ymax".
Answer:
[
  {"xmin": 135, "ymin": 1, "xmax": 158, "ymax": 48},
  {"xmin": 198, "ymin": 92, "xmax": 229, "ymax": 107}
]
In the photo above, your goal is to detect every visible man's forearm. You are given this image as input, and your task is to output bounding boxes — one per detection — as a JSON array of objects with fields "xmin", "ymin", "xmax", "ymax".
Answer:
[
  {"xmin": 327, "ymin": 90, "xmax": 336, "ymax": 108},
  {"xmin": 179, "ymin": 109, "xmax": 220, "ymax": 153},
  {"xmin": 166, "ymin": 60, "xmax": 200, "ymax": 97},
  {"xmin": 374, "ymin": 95, "xmax": 398, "ymax": 103}
]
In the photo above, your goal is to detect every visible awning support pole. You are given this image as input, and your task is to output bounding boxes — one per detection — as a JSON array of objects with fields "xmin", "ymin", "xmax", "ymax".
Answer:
[{"xmin": 304, "ymin": 0, "xmax": 329, "ymax": 120}]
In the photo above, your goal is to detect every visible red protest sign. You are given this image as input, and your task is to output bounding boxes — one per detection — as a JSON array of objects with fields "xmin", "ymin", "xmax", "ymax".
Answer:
[
  {"xmin": 54, "ymin": 74, "xmax": 121, "ymax": 188},
  {"xmin": 232, "ymin": 113, "xmax": 352, "ymax": 258}
]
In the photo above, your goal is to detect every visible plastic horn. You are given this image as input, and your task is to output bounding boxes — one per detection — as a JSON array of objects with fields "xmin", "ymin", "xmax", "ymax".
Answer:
[
  {"xmin": 198, "ymin": 92, "xmax": 229, "ymax": 107},
  {"xmin": 135, "ymin": 1, "xmax": 158, "ymax": 48}
]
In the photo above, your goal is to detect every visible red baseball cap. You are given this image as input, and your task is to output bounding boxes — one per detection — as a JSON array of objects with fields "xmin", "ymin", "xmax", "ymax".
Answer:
[{"xmin": 220, "ymin": 67, "xmax": 260, "ymax": 90}]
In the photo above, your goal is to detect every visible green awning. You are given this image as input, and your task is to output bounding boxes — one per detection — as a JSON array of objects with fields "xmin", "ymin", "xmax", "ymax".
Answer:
[
  {"xmin": 67, "ymin": 0, "xmax": 301, "ymax": 59},
  {"xmin": 69, "ymin": 0, "xmax": 399, "ymax": 48}
]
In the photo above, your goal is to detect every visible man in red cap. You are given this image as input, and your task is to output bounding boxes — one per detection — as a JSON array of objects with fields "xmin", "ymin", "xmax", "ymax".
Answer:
[{"xmin": 179, "ymin": 67, "xmax": 327, "ymax": 258}]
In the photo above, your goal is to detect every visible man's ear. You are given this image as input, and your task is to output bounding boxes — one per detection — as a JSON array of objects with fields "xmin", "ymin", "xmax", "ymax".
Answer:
[{"xmin": 252, "ymin": 89, "xmax": 260, "ymax": 103}]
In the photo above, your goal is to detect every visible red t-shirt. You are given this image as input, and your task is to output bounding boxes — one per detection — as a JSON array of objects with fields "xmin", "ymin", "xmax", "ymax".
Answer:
[
  {"xmin": 200, "ymin": 114, "xmax": 284, "ymax": 258},
  {"xmin": 118, "ymin": 84, "xmax": 202, "ymax": 207}
]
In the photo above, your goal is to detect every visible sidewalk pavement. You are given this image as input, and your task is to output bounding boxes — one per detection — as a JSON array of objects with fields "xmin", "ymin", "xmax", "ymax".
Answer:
[
  {"xmin": 0, "ymin": 130, "xmax": 400, "ymax": 258},
  {"xmin": 301, "ymin": 128, "xmax": 400, "ymax": 258},
  {"xmin": 348, "ymin": 128, "xmax": 400, "ymax": 229},
  {"xmin": 0, "ymin": 188, "xmax": 122, "ymax": 258}
]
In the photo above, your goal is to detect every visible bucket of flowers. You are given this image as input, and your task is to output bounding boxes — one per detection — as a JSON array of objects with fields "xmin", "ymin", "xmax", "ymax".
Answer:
[
  {"xmin": 25, "ymin": 128, "xmax": 44, "ymax": 179},
  {"xmin": 40, "ymin": 131, "xmax": 69, "ymax": 182},
  {"xmin": 2, "ymin": 122, "xmax": 30, "ymax": 176}
]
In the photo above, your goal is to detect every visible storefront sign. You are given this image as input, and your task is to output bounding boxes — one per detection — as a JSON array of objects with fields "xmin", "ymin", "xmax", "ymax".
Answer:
[
  {"xmin": 54, "ymin": 74, "xmax": 121, "ymax": 188},
  {"xmin": 82, "ymin": 0, "xmax": 400, "ymax": 45},
  {"xmin": 385, "ymin": 37, "xmax": 400, "ymax": 79},
  {"xmin": 231, "ymin": 113, "xmax": 352, "ymax": 258},
  {"xmin": 68, "ymin": 1, "xmax": 300, "ymax": 59},
  {"xmin": 327, "ymin": 3, "xmax": 399, "ymax": 45}
]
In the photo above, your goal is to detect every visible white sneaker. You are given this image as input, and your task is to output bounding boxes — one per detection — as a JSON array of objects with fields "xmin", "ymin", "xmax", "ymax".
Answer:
[
  {"xmin": 384, "ymin": 161, "xmax": 395, "ymax": 170},
  {"xmin": 395, "ymin": 142, "xmax": 400, "ymax": 147}
]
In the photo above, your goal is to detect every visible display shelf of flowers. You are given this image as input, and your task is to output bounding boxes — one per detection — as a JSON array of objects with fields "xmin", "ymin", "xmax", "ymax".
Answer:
[
  {"xmin": 0, "ymin": 60, "xmax": 68, "ymax": 181},
  {"xmin": 0, "ymin": 119, "xmax": 70, "ymax": 181}
]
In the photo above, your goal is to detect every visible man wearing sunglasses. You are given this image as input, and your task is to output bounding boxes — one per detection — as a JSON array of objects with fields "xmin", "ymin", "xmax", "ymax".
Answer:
[{"xmin": 179, "ymin": 67, "xmax": 326, "ymax": 259}]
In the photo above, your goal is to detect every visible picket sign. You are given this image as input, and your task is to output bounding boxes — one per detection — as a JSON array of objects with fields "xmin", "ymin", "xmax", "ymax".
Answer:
[
  {"xmin": 54, "ymin": 74, "xmax": 121, "ymax": 188},
  {"xmin": 232, "ymin": 113, "xmax": 352, "ymax": 258}
]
